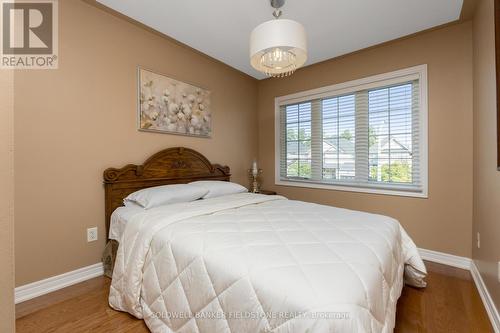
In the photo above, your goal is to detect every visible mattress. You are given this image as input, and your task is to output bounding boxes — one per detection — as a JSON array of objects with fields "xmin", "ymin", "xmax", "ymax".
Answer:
[
  {"xmin": 109, "ymin": 193, "xmax": 426, "ymax": 333},
  {"xmin": 109, "ymin": 205, "xmax": 144, "ymax": 242}
]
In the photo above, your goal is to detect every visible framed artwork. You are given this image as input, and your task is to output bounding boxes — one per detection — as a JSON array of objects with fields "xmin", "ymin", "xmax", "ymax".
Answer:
[{"xmin": 138, "ymin": 67, "xmax": 212, "ymax": 138}]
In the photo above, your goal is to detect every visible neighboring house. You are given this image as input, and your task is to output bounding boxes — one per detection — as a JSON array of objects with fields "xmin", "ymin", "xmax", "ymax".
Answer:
[
  {"xmin": 370, "ymin": 136, "xmax": 412, "ymax": 182},
  {"xmin": 323, "ymin": 138, "xmax": 355, "ymax": 180},
  {"xmin": 287, "ymin": 136, "xmax": 412, "ymax": 181},
  {"xmin": 377, "ymin": 136, "xmax": 412, "ymax": 157}
]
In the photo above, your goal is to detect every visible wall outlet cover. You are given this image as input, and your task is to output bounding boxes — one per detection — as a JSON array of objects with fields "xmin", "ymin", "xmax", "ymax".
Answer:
[
  {"xmin": 498, "ymin": 261, "xmax": 500, "ymax": 283},
  {"xmin": 87, "ymin": 227, "xmax": 98, "ymax": 242}
]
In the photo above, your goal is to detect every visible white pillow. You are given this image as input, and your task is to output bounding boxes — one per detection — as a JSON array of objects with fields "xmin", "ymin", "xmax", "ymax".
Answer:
[
  {"xmin": 124, "ymin": 184, "xmax": 208, "ymax": 209},
  {"xmin": 189, "ymin": 181, "xmax": 247, "ymax": 199}
]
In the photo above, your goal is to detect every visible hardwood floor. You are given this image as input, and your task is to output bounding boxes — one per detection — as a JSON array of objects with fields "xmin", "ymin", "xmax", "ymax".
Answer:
[
  {"xmin": 395, "ymin": 261, "xmax": 492, "ymax": 332},
  {"xmin": 16, "ymin": 261, "xmax": 493, "ymax": 332}
]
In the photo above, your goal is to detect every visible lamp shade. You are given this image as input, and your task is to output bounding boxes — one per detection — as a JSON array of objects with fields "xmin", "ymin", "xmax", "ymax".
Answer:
[{"xmin": 250, "ymin": 19, "xmax": 307, "ymax": 77}]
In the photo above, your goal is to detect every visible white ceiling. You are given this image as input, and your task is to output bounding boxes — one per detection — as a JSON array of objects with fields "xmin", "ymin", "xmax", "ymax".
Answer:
[{"xmin": 96, "ymin": 0, "xmax": 463, "ymax": 79}]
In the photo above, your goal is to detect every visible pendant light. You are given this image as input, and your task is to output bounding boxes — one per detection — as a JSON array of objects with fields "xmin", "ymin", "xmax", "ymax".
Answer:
[{"xmin": 250, "ymin": 0, "xmax": 307, "ymax": 78}]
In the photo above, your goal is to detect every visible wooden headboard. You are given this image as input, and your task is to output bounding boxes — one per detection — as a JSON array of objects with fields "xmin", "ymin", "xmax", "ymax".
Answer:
[{"xmin": 103, "ymin": 147, "xmax": 230, "ymax": 238}]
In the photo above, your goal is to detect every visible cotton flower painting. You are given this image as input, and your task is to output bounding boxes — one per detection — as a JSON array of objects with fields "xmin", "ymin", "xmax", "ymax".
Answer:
[{"xmin": 138, "ymin": 68, "xmax": 211, "ymax": 137}]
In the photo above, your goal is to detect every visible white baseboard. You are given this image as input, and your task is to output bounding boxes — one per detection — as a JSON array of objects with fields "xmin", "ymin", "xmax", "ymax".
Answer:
[
  {"xmin": 15, "ymin": 263, "xmax": 103, "ymax": 304},
  {"xmin": 419, "ymin": 248, "xmax": 499, "ymax": 333},
  {"xmin": 418, "ymin": 248, "xmax": 472, "ymax": 270},
  {"xmin": 471, "ymin": 261, "xmax": 500, "ymax": 333}
]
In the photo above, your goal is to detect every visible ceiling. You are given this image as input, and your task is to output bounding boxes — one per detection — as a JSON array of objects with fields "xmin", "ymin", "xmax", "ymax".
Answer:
[{"xmin": 96, "ymin": 0, "xmax": 464, "ymax": 79}]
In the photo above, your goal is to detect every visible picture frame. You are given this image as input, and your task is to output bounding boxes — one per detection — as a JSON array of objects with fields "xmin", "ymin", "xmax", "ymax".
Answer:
[{"xmin": 137, "ymin": 67, "xmax": 212, "ymax": 138}]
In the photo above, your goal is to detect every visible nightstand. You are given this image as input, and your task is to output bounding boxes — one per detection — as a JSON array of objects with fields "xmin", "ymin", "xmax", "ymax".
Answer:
[{"xmin": 254, "ymin": 190, "xmax": 277, "ymax": 195}]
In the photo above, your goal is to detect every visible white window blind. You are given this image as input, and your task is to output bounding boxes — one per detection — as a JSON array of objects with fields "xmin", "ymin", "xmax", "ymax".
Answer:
[{"xmin": 276, "ymin": 65, "xmax": 428, "ymax": 197}]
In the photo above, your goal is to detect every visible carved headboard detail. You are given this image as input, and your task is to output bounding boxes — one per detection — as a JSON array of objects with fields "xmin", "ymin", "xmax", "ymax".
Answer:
[{"xmin": 103, "ymin": 147, "xmax": 230, "ymax": 237}]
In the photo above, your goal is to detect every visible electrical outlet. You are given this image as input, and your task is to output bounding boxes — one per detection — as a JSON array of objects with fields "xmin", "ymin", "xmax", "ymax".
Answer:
[
  {"xmin": 498, "ymin": 262, "xmax": 500, "ymax": 283},
  {"xmin": 477, "ymin": 232, "xmax": 481, "ymax": 249},
  {"xmin": 87, "ymin": 227, "xmax": 98, "ymax": 242}
]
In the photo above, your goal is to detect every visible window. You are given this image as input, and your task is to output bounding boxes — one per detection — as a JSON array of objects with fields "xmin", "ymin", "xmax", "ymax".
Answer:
[{"xmin": 276, "ymin": 65, "xmax": 428, "ymax": 197}]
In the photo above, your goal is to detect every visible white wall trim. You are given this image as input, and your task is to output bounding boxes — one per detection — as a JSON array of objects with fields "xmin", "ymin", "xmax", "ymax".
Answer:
[
  {"xmin": 471, "ymin": 261, "xmax": 500, "ymax": 333},
  {"xmin": 418, "ymin": 248, "xmax": 472, "ymax": 270},
  {"xmin": 419, "ymin": 248, "xmax": 499, "ymax": 333},
  {"xmin": 15, "ymin": 263, "xmax": 103, "ymax": 304}
]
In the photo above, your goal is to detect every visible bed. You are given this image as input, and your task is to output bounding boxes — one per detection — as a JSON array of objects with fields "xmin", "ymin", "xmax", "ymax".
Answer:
[{"xmin": 103, "ymin": 147, "xmax": 427, "ymax": 333}]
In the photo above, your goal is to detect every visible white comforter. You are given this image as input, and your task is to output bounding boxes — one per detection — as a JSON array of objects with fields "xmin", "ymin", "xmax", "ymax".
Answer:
[{"xmin": 109, "ymin": 193, "xmax": 426, "ymax": 333}]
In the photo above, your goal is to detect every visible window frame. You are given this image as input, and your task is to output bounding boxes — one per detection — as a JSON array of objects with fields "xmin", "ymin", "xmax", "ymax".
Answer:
[{"xmin": 274, "ymin": 64, "xmax": 428, "ymax": 198}]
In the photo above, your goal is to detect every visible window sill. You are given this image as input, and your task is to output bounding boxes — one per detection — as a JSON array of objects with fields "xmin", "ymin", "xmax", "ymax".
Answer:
[{"xmin": 276, "ymin": 179, "xmax": 428, "ymax": 198}]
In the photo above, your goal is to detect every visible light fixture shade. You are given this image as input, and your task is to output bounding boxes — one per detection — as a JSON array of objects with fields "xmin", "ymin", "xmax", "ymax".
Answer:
[{"xmin": 250, "ymin": 19, "xmax": 307, "ymax": 77}]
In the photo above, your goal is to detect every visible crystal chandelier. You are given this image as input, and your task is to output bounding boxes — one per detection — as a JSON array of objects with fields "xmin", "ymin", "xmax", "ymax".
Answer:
[{"xmin": 250, "ymin": 0, "xmax": 307, "ymax": 78}]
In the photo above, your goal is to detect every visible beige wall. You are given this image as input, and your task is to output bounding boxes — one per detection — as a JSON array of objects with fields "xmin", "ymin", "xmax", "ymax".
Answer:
[
  {"xmin": 257, "ymin": 22, "xmax": 474, "ymax": 257},
  {"xmin": 0, "ymin": 69, "xmax": 15, "ymax": 330},
  {"xmin": 11, "ymin": 0, "xmax": 488, "ymax": 298},
  {"xmin": 472, "ymin": 0, "xmax": 500, "ymax": 313},
  {"xmin": 14, "ymin": 0, "xmax": 258, "ymax": 286}
]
